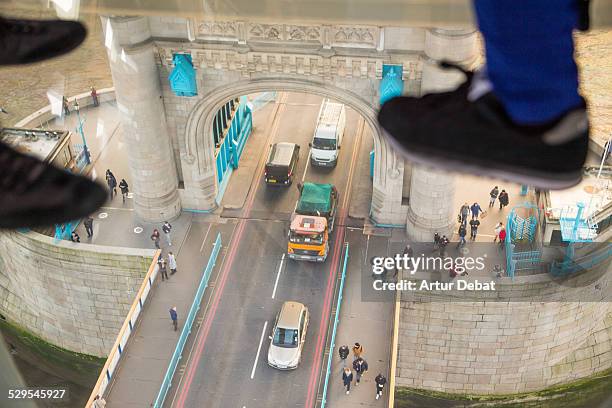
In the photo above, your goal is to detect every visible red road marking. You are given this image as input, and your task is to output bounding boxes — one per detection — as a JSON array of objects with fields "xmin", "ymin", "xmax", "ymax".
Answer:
[{"xmin": 304, "ymin": 216, "xmax": 346, "ymax": 408}]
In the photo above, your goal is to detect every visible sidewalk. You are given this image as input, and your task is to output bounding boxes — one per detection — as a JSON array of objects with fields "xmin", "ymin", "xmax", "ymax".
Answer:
[
  {"xmin": 327, "ymin": 229, "xmax": 396, "ymax": 407},
  {"xmin": 49, "ymin": 101, "xmax": 196, "ymax": 250}
]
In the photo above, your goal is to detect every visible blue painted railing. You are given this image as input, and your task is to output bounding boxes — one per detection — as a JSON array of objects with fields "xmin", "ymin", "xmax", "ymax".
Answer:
[
  {"xmin": 550, "ymin": 243, "xmax": 612, "ymax": 276},
  {"xmin": 321, "ymin": 243, "xmax": 349, "ymax": 408},
  {"xmin": 153, "ymin": 233, "xmax": 222, "ymax": 408},
  {"xmin": 215, "ymin": 96, "xmax": 253, "ymax": 204}
]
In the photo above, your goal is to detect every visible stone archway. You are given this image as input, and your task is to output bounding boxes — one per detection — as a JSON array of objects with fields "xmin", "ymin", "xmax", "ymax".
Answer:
[{"xmin": 181, "ymin": 76, "xmax": 407, "ymax": 223}]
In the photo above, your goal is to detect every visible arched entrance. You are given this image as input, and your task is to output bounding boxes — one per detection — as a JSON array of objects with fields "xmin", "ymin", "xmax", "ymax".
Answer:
[{"xmin": 182, "ymin": 76, "xmax": 407, "ymax": 224}]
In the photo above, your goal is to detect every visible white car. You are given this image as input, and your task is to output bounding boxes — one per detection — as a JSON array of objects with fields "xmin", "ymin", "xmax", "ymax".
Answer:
[{"xmin": 267, "ymin": 301, "xmax": 309, "ymax": 370}]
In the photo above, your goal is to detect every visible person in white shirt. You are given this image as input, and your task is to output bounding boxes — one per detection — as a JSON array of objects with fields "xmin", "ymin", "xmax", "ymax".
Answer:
[{"xmin": 168, "ymin": 251, "xmax": 177, "ymax": 275}]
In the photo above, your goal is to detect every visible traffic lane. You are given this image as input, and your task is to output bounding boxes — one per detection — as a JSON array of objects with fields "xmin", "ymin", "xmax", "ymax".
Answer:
[
  {"xmin": 177, "ymin": 219, "xmax": 327, "ymax": 408},
  {"xmin": 252, "ymin": 104, "xmax": 363, "ymax": 222},
  {"xmin": 303, "ymin": 107, "xmax": 362, "ymax": 206},
  {"xmin": 284, "ymin": 91, "xmax": 326, "ymax": 107},
  {"xmin": 249, "ymin": 93, "xmax": 323, "ymax": 220}
]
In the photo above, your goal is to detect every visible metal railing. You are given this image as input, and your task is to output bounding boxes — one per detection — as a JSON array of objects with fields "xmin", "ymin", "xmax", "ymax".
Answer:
[
  {"xmin": 153, "ymin": 232, "xmax": 223, "ymax": 407},
  {"xmin": 550, "ymin": 243, "xmax": 612, "ymax": 276},
  {"xmin": 85, "ymin": 250, "xmax": 161, "ymax": 407},
  {"xmin": 320, "ymin": 243, "xmax": 349, "ymax": 408}
]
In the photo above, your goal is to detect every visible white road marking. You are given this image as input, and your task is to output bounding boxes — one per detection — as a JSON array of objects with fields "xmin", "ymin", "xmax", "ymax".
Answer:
[
  {"xmin": 251, "ymin": 321, "xmax": 268, "ymax": 379},
  {"xmin": 272, "ymin": 254, "xmax": 285, "ymax": 299},
  {"xmin": 301, "ymin": 150, "xmax": 311, "ymax": 184},
  {"xmin": 200, "ymin": 224, "xmax": 212, "ymax": 253}
]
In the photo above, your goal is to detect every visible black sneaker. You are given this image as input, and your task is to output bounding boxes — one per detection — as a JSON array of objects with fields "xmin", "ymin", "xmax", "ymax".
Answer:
[
  {"xmin": 0, "ymin": 17, "xmax": 86, "ymax": 66},
  {"xmin": 378, "ymin": 64, "xmax": 589, "ymax": 190},
  {"xmin": 0, "ymin": 141, "xmax": 107, "ymax": 229}
]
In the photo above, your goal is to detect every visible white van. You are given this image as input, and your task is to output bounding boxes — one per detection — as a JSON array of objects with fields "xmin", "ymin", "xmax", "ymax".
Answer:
[{"xmin": 309, "ymin": 99, "xmax": 346, "ymax": 168}]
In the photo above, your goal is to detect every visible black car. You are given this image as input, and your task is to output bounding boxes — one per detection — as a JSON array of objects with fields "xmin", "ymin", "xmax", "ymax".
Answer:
[{"xmin": 265, "ymin": 142, "xmax": 300, "ymax": 186}]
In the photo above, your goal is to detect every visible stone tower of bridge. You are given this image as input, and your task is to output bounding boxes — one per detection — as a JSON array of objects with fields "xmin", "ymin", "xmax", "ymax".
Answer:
[
  {"xmin": 405, "ymin": 28, "xmax": 478, "ymax": 241},
  {"xmin": 102, "ymin": 16, "xmax": 181, "ymax": 222}
]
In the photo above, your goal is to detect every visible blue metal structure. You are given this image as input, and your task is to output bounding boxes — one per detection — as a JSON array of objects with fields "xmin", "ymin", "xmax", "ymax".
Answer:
[
  {"xmin": 169, "ymin": 54, "xmax": 198, "ymax": 97},
  {"xmin": 321, "ymin": 243, "xmax": 349, "ymax": 408},
  {"xmin": 551, "ymin": 243, "xmax": 612, "ymax": 276},
  {"xmin": 379, "ymin": 64, "xmax": 404, "ymax": 105},
  {"xmin": 505, "ymin": 203, "xmax": 541, "ymax": 279},
  {"xmin": 550, "ymin": 202, "xmax": 600, "ymax": 276},
  {"xmin": 58, "ymin": 107, "xmax": 90, "ymax": 240},
  {"xmin": 154, "ymin": 233, "xmax": 222, "ymax": 408},
  {"xmin": 369, "ymin": 149, "xmax": 374, "ymax": 179},
  {"xmin": 54, "ymin": 220, "xmax": 78, "ymax": 241},
  {"xmin": 558, "ymin": 202, "xmax": 598, "ymax": 242},
  {"xmin": 214, "ymin": 96, "xmax": 253, "ymax": 203}
]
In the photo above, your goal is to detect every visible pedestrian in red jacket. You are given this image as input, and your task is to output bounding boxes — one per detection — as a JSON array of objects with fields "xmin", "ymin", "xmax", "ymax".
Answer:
[{"xmin": 499, "ymin": 228, "xmax": 507, "ymax": 246}]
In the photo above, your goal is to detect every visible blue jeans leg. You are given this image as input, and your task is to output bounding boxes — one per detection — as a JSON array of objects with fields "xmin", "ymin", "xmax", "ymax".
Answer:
[{"xmin": 473, "ymin": 0, "xmax": 582, "ymax": 124}]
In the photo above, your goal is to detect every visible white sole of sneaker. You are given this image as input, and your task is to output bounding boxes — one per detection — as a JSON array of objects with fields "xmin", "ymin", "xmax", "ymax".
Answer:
[{"xmin": 382, "ymin": 130, "xmax": 583, "ymax": 191}]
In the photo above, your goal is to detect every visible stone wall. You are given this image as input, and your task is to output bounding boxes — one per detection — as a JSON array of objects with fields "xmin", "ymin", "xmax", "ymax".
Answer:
[
  {"xmin": 0, "ymin": 230, "xmax": 155, "ymax": 357},
  {"xmin": 397, "ymin": 259, "xmax": 612, "ymax": 394}
]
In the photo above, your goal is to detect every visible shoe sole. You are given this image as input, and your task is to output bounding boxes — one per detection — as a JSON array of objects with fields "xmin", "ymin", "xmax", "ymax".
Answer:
[
  {"xmin": 0, "ymin": 181, "xmax": 107, "ymax": 229},
  {"xmin": 382, "ymin": 129, "xmax": 583, "ymax": 190}
]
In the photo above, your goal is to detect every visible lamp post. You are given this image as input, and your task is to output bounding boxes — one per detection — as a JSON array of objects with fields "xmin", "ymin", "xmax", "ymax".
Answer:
[{"xmin": 73, "ymin": 100, "xmax": 91, "ymax": 165}]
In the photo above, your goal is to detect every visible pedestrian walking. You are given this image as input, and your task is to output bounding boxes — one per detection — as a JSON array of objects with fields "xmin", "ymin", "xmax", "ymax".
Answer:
[
  {"xmin": 169, "ymin": 306, "xmax": 178, "ymax": 331},
  {"xmin": 162, "ymin": 221, "xmax": 172, "ymax": 246},
  {"xmin": 433, "ymin": 232, "xmax": 440, "ymax": 251},
  {"xmin": 91, "ymin": 395, "xmax": 106, "ymax": 408},
  {"xmin": 90, "ymin": 86, "xmax": 99, "ymax": 107},
  {"xmin": 158, "ymin": 257, "xmax": 168, "ymax": 281},
  {"xmin": 338, "ymin": 345, "xmax": 349, "ymax": 367},
  {"xmin": 498, "ymin": 190, "xmax": 509, "ymax": 210},
  {"xmin": 457, "ymin": 223, "xmax": 467, "ymax": 248},
  {"xmin": 342, "ymin": 367, "xmax": 353, "ymax": 395},
  {"xmin": 499, "ymin": 227, "xmax": 507, "ymax": 246},
  {"xmin": 70, "ymin": 231, "xmax": 80, "ymax": 243},
  {"xmin": 62, "ymin": 96, "xmax": 70, "ymax": 116},
  {"xmin": 438, "ymin": 235, "xmax": 449, "ymax": 257},
  {"xmin": 352, "ymin": 342, "xmax": 364, "ymax": 360},
  {"xmin": 105, "ymin": 170, "xmax": 117, "ymax": 200},
  {"xmin": 375, "ymin": 374, "xmax": 387, "ymax": 400},
  {"xmin": 84, "ymin": 216, "xmax": 94, "ymax": 238},
  {"xmin": 118, "ymin": 178, "xmax": 129, "ymax": 203},
  {"xmin": 352, "ymin": 357, "xmax": 369, "ymax": 385},
  {"xmin": 395, "ymin": 244, "xmax": 414, "ymax": 277},
  {"xmin": 469, "ymin": 218, "xmax": 480, "ymax": 240},
  {"xmin": 494, "ymin": 222, "xmax": 503, "ymax": 242},
  {"xmin": 470, "ymin": 202, "xmax": 483, "ymax": 219},
  {"xmin": 168, "ymin": 251, "xmax": 177, "ymax": 275},
  {"xmin": 489, "ymin": 186, "xmax": 499, "ymax": 207},
  {"xmin": 459, "ymin": 202, "xmax": 470, "ymax": 224},
  {"xmin": 151, "ymin": 228, "xmax": 161, "ymax": 249}
]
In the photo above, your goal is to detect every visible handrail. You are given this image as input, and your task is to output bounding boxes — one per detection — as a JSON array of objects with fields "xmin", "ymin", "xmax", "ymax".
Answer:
[
  {"xmin": 551, "ymin": 243, "xmax": 612, "ymax": 276},
  {"xmin": 85, "ymin": 249, "xmax": 161, "ymax": 407},
  {"xmin": 388, "ymin": 268, "xmax": 402, "ymax": 408},
  {"xmin": 320, "ymin": 243, "xmax": 349, "ymax": 408},
  {"xmin": 153, "ymin": 232, "xmax": 223, "ymax": 407}
]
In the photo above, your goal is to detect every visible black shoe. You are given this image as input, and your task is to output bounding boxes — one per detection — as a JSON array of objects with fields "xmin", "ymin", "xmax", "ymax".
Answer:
[
  {"xmin": 378, "ymin": 64, "xmax": 589, "ymax": 190},
  {"xmin": 0, "ymin": 141, "xmax": 107, "ymax": 229},
  {"xmin": 0, "ymin": 17, "xmax": 86, "ymax": 66}
]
